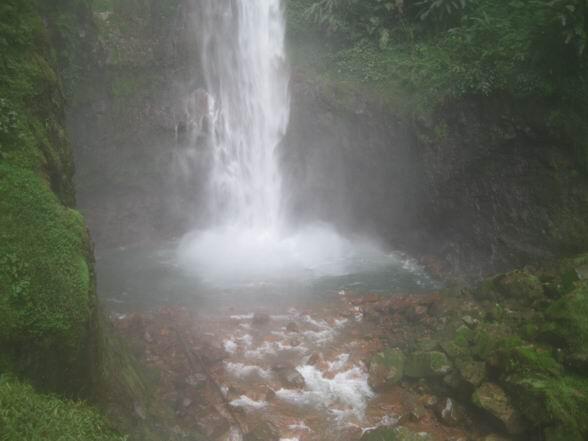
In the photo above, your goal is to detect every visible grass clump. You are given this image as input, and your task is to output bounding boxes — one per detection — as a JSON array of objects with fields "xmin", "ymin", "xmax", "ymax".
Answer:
[{"xmin": 0, "ymin": 376, "xmax": 126, "ymax": 441}]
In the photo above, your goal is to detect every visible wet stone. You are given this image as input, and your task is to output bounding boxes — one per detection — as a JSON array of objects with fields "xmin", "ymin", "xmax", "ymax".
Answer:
[
  {"xmin": 472, "ymin": 383, "xmax": 524, "ymax": 434},
  {"xmin": 368, "ymin": 348, "xmax": 405, "ymax": 390},
  {"xmin": 455, "ymin": 358, "xmax": 486, "ymax": 387},
  {"xmin": 272, "ymin": 364, "xmax": 305, "ymax": 388},
  {"xmin": 405, "ymin": 351, "xmax": 452, "ymax": 378},
  {"xmin": 252, "ymin": 312, "xmax": 271, "ymax": 326},
  {"xmin": 435, "ymin": 397, "xmax": 467, "ymax": 427}
]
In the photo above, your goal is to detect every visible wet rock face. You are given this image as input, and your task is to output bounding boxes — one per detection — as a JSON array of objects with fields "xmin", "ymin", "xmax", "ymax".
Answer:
[
  {"xmin": 281, "ymin": 79, "xmax": 422, "ymax": 248},
  {"xmin": 68, "ymin": 0, "xmax": 210, "ymax": 249},
  {"xmin": 284, "ymin": 74, "xmax": 588, "ymax": 273}
]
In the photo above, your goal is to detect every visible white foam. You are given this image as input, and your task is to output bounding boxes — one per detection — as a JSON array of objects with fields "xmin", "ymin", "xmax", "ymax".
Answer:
[
  {"xmin": 327, "ymin": 353, "xmax": 350, "ymax": 372},
  {"xmin": 237, "ymin": 334, "xmax": 253, "ymax": 348},
  {"xmin": 276, "ymin": 364, "xmax": 374, "ymax": 420},
  {"xmin": 302, "ymin": 329, "xmax": 336, "ymax": 345},
  {"xmin": 334, "ymin": 318, "xmax": 349, "ymax": 328},
  {"xmin": 229, "ymin": 395, "xmax": 268, "ymax": 410},
  {"xmin": 245, "ymin": 341, "xmax": 277, "ymax": 358},
  {"xmin": 224, "ymin": 362, "xmax": 272, "ymax": 380},
  {"xmin": 230, "ymin": 314, "xmax": 254, "ymax": 320},
  {"xmin": 177, "ymin": 224, "xmax": 395, "ymax": 286},
  {"xmin": 245, "ymin": 341, "xmax": 308, "ymax": 359},
  {"xmin": 361, "ymin": 415, "xmax": 399, "ymax": 435},
  {"xmin": 224, "ymin": 339, "xmax": 238, "ymax": 354},
  {"xmin": 288, "ymin": 421, "xmax": 311, "ymax": 432}
]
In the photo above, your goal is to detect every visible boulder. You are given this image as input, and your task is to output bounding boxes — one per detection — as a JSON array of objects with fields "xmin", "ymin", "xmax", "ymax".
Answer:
[
  {"xmin": 435, "ymin": 397, "xmax": 467, "ymax": 427},
  {"xmin": 368, "ymin": 348, "xmax": 405, "ymax": 389},
  {"xmin": 472, "ymin": 383, "xmax": 524, "ymax": 434},
  {"xmin": 405, "ymin": 351, "xmax": 452, "ymax": 378},
  {"xmin": 455, "ymin": 358, "xmax": 486, "ymax": 387},
  {"xmin": 252, "ymin": 313, "xmax": 271, "ymax": 326},
  {"xmin": 272, "ymin": 365, "xmax": 305, "ymax": 388},
  {"xmin": 494, "ymin": 271, "xmax": 544, "ymax": 302},
  {"xmin": 480, "ymin": 270, "xmax": 544, "ymax": 304}
]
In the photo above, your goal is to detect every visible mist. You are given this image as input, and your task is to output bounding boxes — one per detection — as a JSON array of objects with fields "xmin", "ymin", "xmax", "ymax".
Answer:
[{"xmin": 5, "ymin": 0, "xmax": 587, "ymax": 440}]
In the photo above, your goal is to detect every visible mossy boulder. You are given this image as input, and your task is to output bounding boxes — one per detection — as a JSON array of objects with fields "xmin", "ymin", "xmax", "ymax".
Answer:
[
  {"xmin": 472, "ymin": 382, "xmax": 524, "ymax": 434},
  {"xmin": 368, "ymin": 348, "xmax": 405, "ymax": 389},
  {"xmin": 479, "ymin": 270, "xmax": 544, "ymax": 304},
  {"xmin": 405, "ymin": 351, "xmax": 452, "ymax": 378},
  {"xmin": 361, "ymin": 426, "xmax": 433, "ymax": 441},
  {"xmin": 0, "ymin": 376, "xmax": 125, "ymax": 441},
  {"xmin": 455, "ymin": 358, "xmax": 486, "ymax": 387}
]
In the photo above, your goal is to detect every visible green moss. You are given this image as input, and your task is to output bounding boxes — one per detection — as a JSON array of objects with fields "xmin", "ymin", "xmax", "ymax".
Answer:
[
  {"xmin": 405, "ymin": 351, "xmax": 452, "ymax": 377},
  {"xmin": 542, "ymin": 282, "xmax": 588, "ymax": 353},
  {"xmin": 0, "ymin": 164, "xmax": 93, "ymax": 392},
  {"xmin": 507, "ymin": 374, "xmax": 588, "ymax": 437},
  {"xmin": 0, "ymin": 376, "xmax": 126, "ymax": 441}
]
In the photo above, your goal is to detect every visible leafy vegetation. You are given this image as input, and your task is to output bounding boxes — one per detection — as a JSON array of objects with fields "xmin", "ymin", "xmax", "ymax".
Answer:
[
  {"xmin": 287, "ymin": 0, "xmax": 588, "ymax": 169},
  {"xmin": 0, "ymin": 376, "xmax": 126, "ymax": 441}
]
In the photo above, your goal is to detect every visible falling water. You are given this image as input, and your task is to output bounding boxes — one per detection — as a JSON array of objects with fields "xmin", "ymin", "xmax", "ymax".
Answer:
[
  {"xmin": 176, "ymin": 0, "xmax": 429, "ymax": 286},
  {"xmin": 197, "ymin": 0, "xmax": 289, "ymax": 229}
]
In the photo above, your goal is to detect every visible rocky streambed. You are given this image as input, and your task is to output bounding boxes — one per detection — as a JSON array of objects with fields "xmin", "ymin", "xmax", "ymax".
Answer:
[{"xmin": 108, "ymin": 255, "xmax": 588, "ymax": 441}]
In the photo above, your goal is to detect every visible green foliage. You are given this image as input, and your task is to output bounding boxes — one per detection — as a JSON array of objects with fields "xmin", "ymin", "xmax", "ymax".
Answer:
[
  {"xmin": 0, "ymin": 376, "xmax": 127, "ymax": 441},
  {"xmin": 291, "ymin": 0, "xmax": 588, "ymax": 169},
  {"xmin": 507, "ymin": 374, "xmax": 588, "ymax": 437},
  {"xmin": 542, "ymin": 281, "xmax": 588, "ymax": 353},
  {"xmin": 0, "ymin": 164, "xmax": 93, "ymax": 391},
  {"xmin": 0, "ymin": 0, "xmax": 96, "ymax": 392},
  {"xmin": 416, "ymin": 0, "xmax": 473, "ymax": 24}
]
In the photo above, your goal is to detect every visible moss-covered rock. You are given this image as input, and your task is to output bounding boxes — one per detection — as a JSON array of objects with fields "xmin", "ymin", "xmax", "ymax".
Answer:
[
  {"xmin": 0, "ymin": 376, "xmax": 126, "ymax": 441},
  {"xmin": 455, "ymin": 358, "xmax": 486, "ymax": 388},
  {"xmin": 405, "ymin": 351, "xmax": 452, "ymax": 378},
  {"xmin": 479, "ymin": 270, "xmax": 544, "ymax": 305},
  {"xmin": 472, "ymin": 383, "xmax": 524, "ymax": 434},
  {"xmin": 368, "ymin": 348, "xmax": 405, "ymax": 389}
]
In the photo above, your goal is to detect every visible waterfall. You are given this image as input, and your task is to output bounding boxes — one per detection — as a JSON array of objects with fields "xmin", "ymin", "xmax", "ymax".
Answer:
[
  {"xmin": 177, "ymin": 0, "xmax": 394, "ymax": 285},
  {"xmin": 197, "ymin": 0, "xmax": 289, "ymax": 230}
]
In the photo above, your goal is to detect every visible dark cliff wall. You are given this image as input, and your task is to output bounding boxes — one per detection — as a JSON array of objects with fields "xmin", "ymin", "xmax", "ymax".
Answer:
[
  {"xmin": 68, "ymin": 0, "xmax": 209, "ymax": 250},
  {"xmin": 282, "ymin": 79, "xmax": 588, "ymax": 274},
  {"xmin": 413, "ymin": 98, "xmax": 588, "ymax": 273},
  {"xmin": 282, "ymin": 74, "xmax": 424, "ymax": 248}
]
